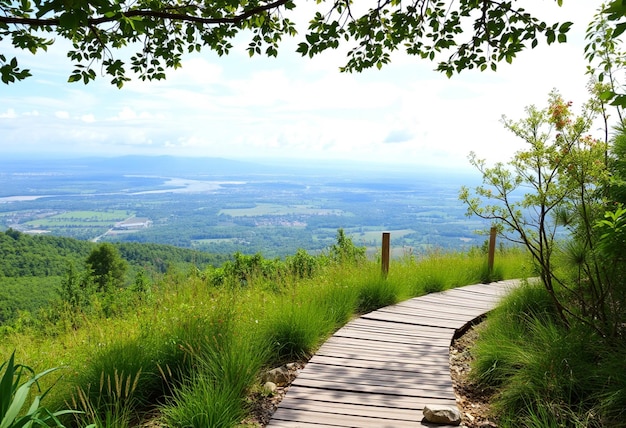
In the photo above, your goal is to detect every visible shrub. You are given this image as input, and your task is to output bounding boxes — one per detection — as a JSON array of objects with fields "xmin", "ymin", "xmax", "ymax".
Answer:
[{"xmin": 1, "ymin": 351, "xmax": 83, "ymax": 428}]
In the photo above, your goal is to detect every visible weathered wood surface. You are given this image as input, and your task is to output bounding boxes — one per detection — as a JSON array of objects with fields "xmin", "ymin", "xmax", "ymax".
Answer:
[{"xmin": 268, "ymin": 279, "xmax": 521, "ymax": 428}]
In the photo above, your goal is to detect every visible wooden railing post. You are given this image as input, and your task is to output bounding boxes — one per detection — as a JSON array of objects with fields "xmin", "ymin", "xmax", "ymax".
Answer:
[
  {"xmin": 381, "ymin": 232, "xmax": 390, "ymax": 277},
  {"xmin": 488, "ymin": 226, "xmax": 497, "ymax": 275}
]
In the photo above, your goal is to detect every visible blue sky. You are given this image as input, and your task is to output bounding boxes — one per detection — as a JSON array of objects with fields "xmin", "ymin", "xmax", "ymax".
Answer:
[{"xmin": 0, "ymin": 1, "xmax": 608, "ymax": 170}]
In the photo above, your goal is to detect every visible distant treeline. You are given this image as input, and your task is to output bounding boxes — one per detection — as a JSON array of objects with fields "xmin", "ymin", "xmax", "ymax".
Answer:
[{"xmin": 0, "ymin": 228, "xmax": 227, "ymax": 277}]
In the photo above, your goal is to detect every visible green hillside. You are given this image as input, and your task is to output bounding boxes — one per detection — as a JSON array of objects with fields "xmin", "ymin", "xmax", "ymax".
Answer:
[
  {"xmin": 0, "ymin": 232, "xmax": 529, "ymax": 427},
  {"xmin": 0, "ymin": 229, "xmax": 227, "ymax": 324}
]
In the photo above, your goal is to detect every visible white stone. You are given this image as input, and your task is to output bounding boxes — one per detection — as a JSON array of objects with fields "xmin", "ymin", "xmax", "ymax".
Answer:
[
  {"xmin": 263, "ymin": 366, "xmax": 290, "ymax": 385},
  {"xmin": 423, "ymin": 404, "xmax": 462, "ymax": 425},
  {"xmin": 263, "ymin": 381, "xmax": 277, "ymax": 393}
]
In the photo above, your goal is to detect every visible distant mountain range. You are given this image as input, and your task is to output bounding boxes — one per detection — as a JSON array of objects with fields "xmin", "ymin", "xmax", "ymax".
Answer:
[
  {"xmin": 0, "ymin": 155, "xmax": 268, "ymax": 176},
  {"xmin": 0, "ymin": 155, "xmax": 478, "ymax": 180}
]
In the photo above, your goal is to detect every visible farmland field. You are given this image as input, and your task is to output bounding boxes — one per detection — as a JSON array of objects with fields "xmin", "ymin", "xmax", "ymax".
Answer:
[
  {"xmin": 0, "ymin": 156, "xmax": 489, "ymax": 257},
  {"xmin": 219, "ymin": 203, "xmax": 345, "ymax": 217},
  {"xmin": 25, "ymin": 210, "xmax": 132, "ymax": 227}
]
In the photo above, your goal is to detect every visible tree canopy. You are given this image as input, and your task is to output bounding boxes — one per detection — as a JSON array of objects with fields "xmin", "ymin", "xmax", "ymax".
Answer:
[{"xmin": 1, "ymin": 0, "xmax": 578, "ymax": 86}]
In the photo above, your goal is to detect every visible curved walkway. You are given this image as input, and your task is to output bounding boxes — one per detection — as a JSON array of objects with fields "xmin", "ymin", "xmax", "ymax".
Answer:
[{"xmin": 268, "ymin": 279, "xmax": 521, "ymax": 428}]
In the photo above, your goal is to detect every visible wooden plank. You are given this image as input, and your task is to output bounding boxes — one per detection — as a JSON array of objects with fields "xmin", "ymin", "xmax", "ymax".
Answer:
[
  {"xmin": 371, "ymin": 308, "xmax": 482, "ymax": 326},
  {"xmin": 347, "ymin": 318, "xmax": 456, "ymax": 336},
  {"xmin": 298, "ymin": 366, "xmax": 454, "ymax": 388},
  {"xmin": 278, "ymin": 387, "xmax": 456, "ymax": 409},
  {"xmin": 318, "ymin": 336, "xmax": 451, "ymax": 354},
  {"xmin": 270, "ymin": 407, "xmax": 419, "ymax": 428},
  {"xmin": 398, "ymin": 291, "xmax": 501, "ymax": 306},
  {"xmin": 291, "ymin": 377, "xmax": 455, "ymax": 399},
  {"xmin": 276, "ymin": 397, "xmax": 422, "ymax": 421},
  {"xmin": 394, "ymin": 299, "xmax": 491, "ymax": 315},
  {"xmin": 413, "ymin": 294, "xmax": 497, "ymax": 308},
  {"xmin": 268, "ymin": 280, "xmax": 523, "ymax": 427},
  {"xmin": 346, "ymin": 318, "xmax": 456, "ymax": 336},
  {"xmin": 316, "ymin": 338, "xmax": 452, "ymax": 356},
  {"xmin": 339, "ymin": 326, "xmax": 452, "ymax": 342},
  {"xmin": 268, "ymin": 421, "xmax": 340, "ymax": 428},
  {"xmin": 315, "ymin": 340, "xmax": 452, "ymax": 362},
  {"xmin": 271, "ymin": 406, "xmax": 460, "ymax": 428},
  {"xmin": 442, "ymin": 286, "xmax": 502, "ymax": 298},
  {"xmin": 447, "ymin": 288, "xmax": 502, "ymax": 298},
  {"xmin": 298, "ymin": 362, "xmax": 454, "ymax": 384},
  {"xmin": 362, "ymin": 311, "xmax": 470, "ymax": 329},
  {"xmin": 391, "ymin": 301, "xmax": 490, "ymax": 316},
  {"xmin": 332, "ymin": 329, "xmax": 452, "ymax": 347},
  {"xmin": 313, "ymin": 347, "xmax": 450, "ymax": 366},
  {"xmin": 306, "ymin": 357, "xmax": 451, "ymax": 375},
  {"xmin": 408, "ymin": 289, "xmax": 502, "ymax": 301}
]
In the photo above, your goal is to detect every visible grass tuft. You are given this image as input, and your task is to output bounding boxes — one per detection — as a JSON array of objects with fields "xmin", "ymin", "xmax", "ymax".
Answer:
[{"xmin": 472, "ymin": 280, "xmax": 626, "ymax": 427}]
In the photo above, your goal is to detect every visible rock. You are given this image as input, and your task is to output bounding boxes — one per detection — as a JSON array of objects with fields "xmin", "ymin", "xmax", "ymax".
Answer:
[
  {"xmin": 423, "ymin": 405, "xmax": 462, "ymax": 425},
  {"xmin": 263, "ymin": 366, "xmax": 290, "ymax": 386},
  {"xmin": 263, "ymin": 381, "xmax": 277, "ymax": 394}
]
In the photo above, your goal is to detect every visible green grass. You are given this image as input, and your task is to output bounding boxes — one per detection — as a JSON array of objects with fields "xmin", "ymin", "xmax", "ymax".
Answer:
[
  {"xmin": 0, "ymin": 248, "xmax": 529, "ymax": 427},
  {"xmin": 471, "ymin": 281, "xmax": 626, "ymax": 427}
]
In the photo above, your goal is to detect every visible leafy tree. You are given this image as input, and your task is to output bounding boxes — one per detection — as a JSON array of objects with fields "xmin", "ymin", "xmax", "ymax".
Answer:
[
  {"xmin": 3, "ymin": 228, "xmax": 21, "ymax": 240},
  {"xmin": 132, "ymin": 269, "xmax": 151, "ymax": 296},
  {"xmin": 58, "ymin": 262, "xmax": 92, "ymax": 309},
  {"xmin": 585, "ymin": 6, "xmax": 626, "ymax": 117},
  {"xmin": 1, "ymin": 0, "xmax": 576, "ymax": 86},
  {"xmin": 329, "ymin": 228, "xmax": 366, "ymax": 265},
  {"xmin": 286, "ymin": 248, "xmax": 320, "ymax": 279},
  {"xmin": 85, "ymin": 242, "xmax": 127, "ymax": 292},
  {"xmin": 459, "ymin": 90, "xmax": 613, "ymax": 333}
]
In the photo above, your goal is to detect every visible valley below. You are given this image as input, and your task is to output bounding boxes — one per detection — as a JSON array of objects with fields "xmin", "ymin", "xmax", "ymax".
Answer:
[{"xmin": 0, "ymin": 156, "xmax": 488, "ymax": 257}]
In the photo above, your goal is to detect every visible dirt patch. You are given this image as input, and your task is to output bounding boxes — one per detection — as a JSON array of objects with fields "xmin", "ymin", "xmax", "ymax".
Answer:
[
  {"xmin": 242, "ymin": 362, "xmax": 306, "ymax": 427},
  {"xmin": 450, "ymin": 322, "xmax": 498, "ymax": 428}
]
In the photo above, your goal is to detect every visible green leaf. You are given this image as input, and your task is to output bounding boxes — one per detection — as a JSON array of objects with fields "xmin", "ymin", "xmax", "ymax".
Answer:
[
  {"xmin": 610, "ymin": 94, "xmax": 626, "ymax": 107},
  {"xmin": 58, "ymin": 12, "xmax": 79, "ymax": 30},
  {"xmin": 296, "ymin": 42, "xmax": 309, "ymax": 55},
  {"xmin": 599, "ymin": 90, "xmax": 615, "ymax": 101},
  {"xmin": 558, "ymin": 22, "xmax": 573, "ymax": 33},
  {"xmin": 613, "ymin": 22, "xmax": 626, "ymax": 39}
]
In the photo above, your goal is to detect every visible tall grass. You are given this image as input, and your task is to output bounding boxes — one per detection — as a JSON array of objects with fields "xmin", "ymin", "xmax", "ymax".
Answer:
[
  {"xmin": 0, "ymin": 248, "xmax": 528, "ymax": 427},
  {"xmin": 161, "ymin": 305, "xmax": 267, "ymax": 428},
  {"xmin": 471, "ymin": 281, "xmax": 626, "ymax": 427}
]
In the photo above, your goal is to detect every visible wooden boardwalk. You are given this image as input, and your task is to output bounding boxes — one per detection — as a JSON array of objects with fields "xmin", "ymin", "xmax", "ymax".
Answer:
[{"xmin": 268, "ymin": 280, "xmax": 521, "ymax": 428}]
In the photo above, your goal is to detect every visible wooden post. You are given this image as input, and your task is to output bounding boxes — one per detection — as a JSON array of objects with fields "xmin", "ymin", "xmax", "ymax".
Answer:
[
  {"xmin": 381, "ymin": 232, "xmax": 390, "ymax": 277},
  {"xmin": 488, "ymin": 226, "xmax": 497, "ymax": 275}
]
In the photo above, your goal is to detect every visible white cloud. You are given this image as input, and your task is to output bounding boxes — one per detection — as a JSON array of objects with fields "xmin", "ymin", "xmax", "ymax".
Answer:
[
  {"xmin": 0, "ymin": 109, "xmax": 17, "ymax": 119},
  {"xmin": 115, "ymin": 107, "xmax": 138, "ymax": 120},
  {"xmin": 0, "ymin": 0, "xmax": 611, "ymax": 168}
]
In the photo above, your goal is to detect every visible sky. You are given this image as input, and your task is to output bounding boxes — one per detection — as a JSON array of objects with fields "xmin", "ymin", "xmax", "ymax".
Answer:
[{"xmin": 0, "ymin": 1, "xmax": 612, "ymax": 171}]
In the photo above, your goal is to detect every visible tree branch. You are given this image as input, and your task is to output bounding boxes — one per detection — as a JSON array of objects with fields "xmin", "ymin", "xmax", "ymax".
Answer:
[{"xmin": 0, "ymin": 0, "xmax": 290, "ymax": 27}]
